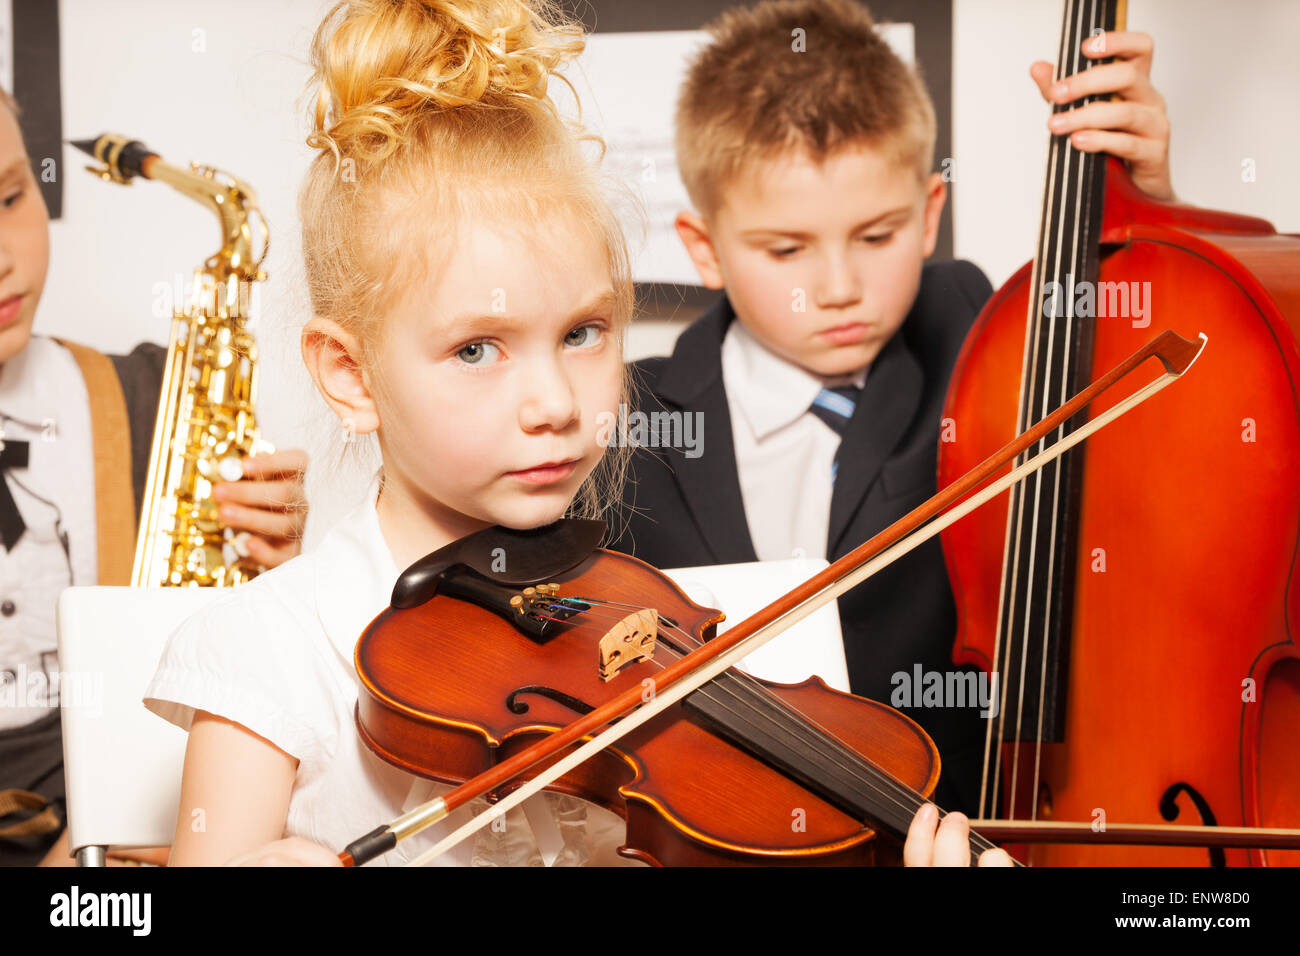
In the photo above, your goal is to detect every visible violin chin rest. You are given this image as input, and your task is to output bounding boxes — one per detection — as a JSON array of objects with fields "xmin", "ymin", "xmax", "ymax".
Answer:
[{"xmin": 389, "ymin": 518, "xmax": 607, "ymax": 609}]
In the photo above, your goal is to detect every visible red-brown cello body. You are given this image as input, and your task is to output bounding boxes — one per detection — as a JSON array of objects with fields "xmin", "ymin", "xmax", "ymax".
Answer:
[{"xmin": 940, "ymin": 155, "xmax": 1300, "ymax": 865}]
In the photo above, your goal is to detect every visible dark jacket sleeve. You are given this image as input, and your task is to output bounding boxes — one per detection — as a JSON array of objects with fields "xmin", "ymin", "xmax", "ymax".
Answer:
[{"xmin": 109, "ymin": 342, "xmax": 167, "ymax": 526}]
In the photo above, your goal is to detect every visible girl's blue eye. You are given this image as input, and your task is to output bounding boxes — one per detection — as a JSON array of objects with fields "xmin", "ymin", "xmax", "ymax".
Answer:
[
  {"xmin": 769, "ymin": 247, "xmax": 800, "ymax": 260},
  {"xmin": 457, "ymin": 341, "xmax": 500, "ymax": 365},
  {"xmin": 565, "ymin": 324, "xmax": 603, "ymax": 348},
  {"xmin": 2, "ymin": 190, "xmax": 21, "ymax": 209},
  {"xmin": 862, "ymin": 232, "xmax": 894, "ymax": 245}
]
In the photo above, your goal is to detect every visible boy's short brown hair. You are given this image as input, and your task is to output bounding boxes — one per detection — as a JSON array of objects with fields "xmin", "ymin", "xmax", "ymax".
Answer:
[{"xmin": 676, "ymin": 0, "xmax": 936, "ymax": 219}]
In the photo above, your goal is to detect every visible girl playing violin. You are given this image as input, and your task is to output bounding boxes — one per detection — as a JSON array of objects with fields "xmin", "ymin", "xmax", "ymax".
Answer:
[{"xmin": 144, "ymin": 0, "xmax": 636, "ymax": 866}]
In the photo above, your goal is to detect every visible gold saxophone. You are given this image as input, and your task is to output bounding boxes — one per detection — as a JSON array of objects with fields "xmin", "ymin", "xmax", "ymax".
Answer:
[{"xmin": 75, "ymin": 134, "xmax": 273, "ymax": 586}]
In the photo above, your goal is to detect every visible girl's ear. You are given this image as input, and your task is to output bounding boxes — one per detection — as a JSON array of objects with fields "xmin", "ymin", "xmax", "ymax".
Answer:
[{"xmin": 301, "ymin": 317, "xmax": 381, "ymax": 437}]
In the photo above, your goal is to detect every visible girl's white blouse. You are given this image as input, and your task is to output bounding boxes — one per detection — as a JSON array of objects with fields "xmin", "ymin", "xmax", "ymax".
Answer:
[{"xmin": 143, "ymin": 471, "xmax": 632, "ymax": 866}]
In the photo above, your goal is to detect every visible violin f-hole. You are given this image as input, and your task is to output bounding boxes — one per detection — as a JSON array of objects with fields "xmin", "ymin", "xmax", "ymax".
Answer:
[{"xmin": 506, "ymin": 686, "xmax": 596, "ymax": 717}]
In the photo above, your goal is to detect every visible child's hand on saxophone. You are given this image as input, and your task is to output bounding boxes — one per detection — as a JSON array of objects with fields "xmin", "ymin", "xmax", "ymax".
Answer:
[{"xmin": 212, "ymin": 448, "xmax": 309, "ymax": 569}]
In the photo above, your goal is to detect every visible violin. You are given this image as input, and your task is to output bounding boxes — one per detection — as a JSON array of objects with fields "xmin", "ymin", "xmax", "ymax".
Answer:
[
  {"xmin": 337, "ymin": 332, "xmax": 1217, "ymax": 866},
  {"xmin": 354, "ymin": 520, "xmax": 941, "ymax": 865}
]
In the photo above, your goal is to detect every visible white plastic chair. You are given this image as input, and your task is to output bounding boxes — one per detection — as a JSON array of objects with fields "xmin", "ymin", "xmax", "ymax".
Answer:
[{"xmin": 55, "ymin": 586, "xmax": 222, "ymax": 866}]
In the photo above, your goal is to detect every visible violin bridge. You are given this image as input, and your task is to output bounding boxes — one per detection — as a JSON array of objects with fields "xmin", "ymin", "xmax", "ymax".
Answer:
[{"xmin": 597, "ymin": 608, "xmax": 658, "ymax": 681}]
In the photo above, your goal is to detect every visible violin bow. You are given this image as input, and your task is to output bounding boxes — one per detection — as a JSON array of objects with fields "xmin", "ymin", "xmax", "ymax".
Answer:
[
  {"xmin": 339, "ymin": 328, "xmax": 1207, "ymax": 867},
  {"xmin": 967, "ymin": 820, "xmax": 1300, "ymax": 851}
]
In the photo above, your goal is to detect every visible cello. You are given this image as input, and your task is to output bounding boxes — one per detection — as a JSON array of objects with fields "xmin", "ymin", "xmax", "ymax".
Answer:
[{"xmin": 938, "ymin": 0, "xmax": 1300, "ymax": 865}]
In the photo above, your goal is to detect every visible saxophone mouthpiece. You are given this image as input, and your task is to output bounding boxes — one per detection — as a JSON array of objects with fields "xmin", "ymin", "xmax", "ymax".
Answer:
[{"xmin": 72, "ymin": 133, "xmax": 157, "ymax": 184}]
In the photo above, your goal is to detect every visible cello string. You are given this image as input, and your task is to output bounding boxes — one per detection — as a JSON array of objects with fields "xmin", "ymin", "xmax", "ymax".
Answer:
[
  {"xmin": 1017, "ymin": 0, "xmax": 1088, "ymax": 830},
  {"xmin": 1002, "ymin": 0, "xmax": 1102, "ymax": 830},
  {"xmin": 1032, "ymin": 0, "xmax": 1095, "ymax": 830},
  {"xmin": 1028, "ymin": 0, "xmax": 1108, "ymax": 836},
  {"xmin": 991, "ymin": 0, "xmax": 1077, "ymax": 822}
]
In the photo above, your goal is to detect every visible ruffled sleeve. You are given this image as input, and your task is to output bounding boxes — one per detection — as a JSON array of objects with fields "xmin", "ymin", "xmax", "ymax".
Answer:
[{"xmin": 142, "ymin": 578, "xmax": 342, "ymax": 772}]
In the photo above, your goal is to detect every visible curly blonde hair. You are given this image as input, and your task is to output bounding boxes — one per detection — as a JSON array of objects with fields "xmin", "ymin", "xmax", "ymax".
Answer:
[{"xmin": 299, "ymin": 0, "xmax": 633, "ymax": 529}]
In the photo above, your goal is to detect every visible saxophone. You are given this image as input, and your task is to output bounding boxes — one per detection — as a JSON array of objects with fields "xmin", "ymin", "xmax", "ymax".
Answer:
[{"xmin": 74, "ymin": 133, "xmax": 274, "ymax": 586}]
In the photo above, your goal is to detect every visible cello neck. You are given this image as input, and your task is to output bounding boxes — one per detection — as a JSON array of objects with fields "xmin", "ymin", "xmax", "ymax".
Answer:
[{"xmin": 978, "ymin": 0, "xmax": 1126, "ymax": 817}]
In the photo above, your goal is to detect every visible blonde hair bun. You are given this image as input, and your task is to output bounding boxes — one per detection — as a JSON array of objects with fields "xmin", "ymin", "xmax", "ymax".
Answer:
[{"xmin": 305, "ymin": 0, "xmax": 584, "ymax": 167}]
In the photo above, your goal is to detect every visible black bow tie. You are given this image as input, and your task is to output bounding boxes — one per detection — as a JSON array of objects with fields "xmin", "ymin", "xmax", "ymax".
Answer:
[{"xmin": 0, "ymin": 437, "xmax": 30, "ymax": 551}]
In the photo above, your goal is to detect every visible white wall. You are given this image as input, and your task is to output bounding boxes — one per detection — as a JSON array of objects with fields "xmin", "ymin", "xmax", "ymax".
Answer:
[{"xmin": 29, "ymin": 0, "xmax": 1300, "ymax": 545}]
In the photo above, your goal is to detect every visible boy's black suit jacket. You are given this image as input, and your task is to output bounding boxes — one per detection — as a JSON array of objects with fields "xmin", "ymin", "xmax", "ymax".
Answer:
[{"xmin": 607, "ymin": 259, "xmax": 994, "ymax": 814}]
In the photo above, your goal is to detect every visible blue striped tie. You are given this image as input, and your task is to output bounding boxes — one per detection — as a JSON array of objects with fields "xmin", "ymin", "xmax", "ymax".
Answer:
[{"xmin": 809, "ymin": 386, "xmax": 860, "ymax": 483}]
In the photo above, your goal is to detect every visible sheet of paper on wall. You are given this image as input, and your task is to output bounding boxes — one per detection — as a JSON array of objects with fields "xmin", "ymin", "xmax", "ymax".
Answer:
[
  {"xmin": 0, "ymin": 1, "xmax": 12, "ymax": 95},
  {"xmin": 556, "ymin": 25, "xmax": 916, "ymax": 286},
  {"xmin": 661, "ymin": 558, "xmax": 851, "ymax": 693}
]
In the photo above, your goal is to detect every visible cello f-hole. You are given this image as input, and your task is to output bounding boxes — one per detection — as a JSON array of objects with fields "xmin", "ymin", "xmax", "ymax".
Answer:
[{"xmin": 1159, "ymin": 782, "xmax": 1225, "ymax": 867}]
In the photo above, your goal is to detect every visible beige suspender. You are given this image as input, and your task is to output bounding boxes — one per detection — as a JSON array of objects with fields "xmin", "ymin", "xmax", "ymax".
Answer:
[{"xmin": 50, "ymin": 337, "xmax": 136, "ymax": 587}]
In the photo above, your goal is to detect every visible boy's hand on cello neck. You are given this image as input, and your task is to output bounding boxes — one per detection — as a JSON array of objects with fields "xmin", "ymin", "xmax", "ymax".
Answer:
[{"xmin": 1031, "ymin": 30, "xmax": 1175, "ymax": 202}]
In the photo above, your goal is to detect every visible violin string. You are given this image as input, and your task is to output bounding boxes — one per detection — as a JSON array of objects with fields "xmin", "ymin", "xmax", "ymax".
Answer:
[
  {"xmin": 559, "ymin": 595, "xmax": 1000, "ymax": 858},
  {"xmin": 646, "ymin": 616, "xmax": 1009, "ymax": 858},
  {"xmin": 526, "ymin": 583, "xmax": 1011, "ymax": 857},
  {"xmin": 562, "ymin": 598, "xmax": 923, "ymax": 809}
]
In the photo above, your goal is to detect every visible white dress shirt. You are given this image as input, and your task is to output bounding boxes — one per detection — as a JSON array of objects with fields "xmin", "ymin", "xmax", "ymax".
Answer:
[
  {"xmin": 0, "ymin": 336, "xmax": 97, "ymax": 730},
  {"xmin": 720, "ymin": 320, "xmax": 866, "ymax": 563},
  {"xmin": 144, "ymin": 470, "xmax": 635, "ymax": 866}
]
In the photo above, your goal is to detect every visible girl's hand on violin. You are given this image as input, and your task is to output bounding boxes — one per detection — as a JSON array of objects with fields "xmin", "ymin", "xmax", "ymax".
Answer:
[
  {"xmin": 1030, "ymin": 30, "xmax": 1175, "ymax": 203},
  {"xmin": 903, "ymin": 803, "xmax": 1014, "ymax": 867},
  {"xmin": 212, "ymin": 448, "xmax": 310, "ymax": 569},
  {"xmin": 225, "ymin": 837, "xmax": 342, "ymax": 867}
]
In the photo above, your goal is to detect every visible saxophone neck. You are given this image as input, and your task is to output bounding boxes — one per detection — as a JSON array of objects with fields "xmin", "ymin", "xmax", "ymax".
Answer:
[{"xmin": 73, "ymin": 133, "xmax": 269, "ymax": 282}]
